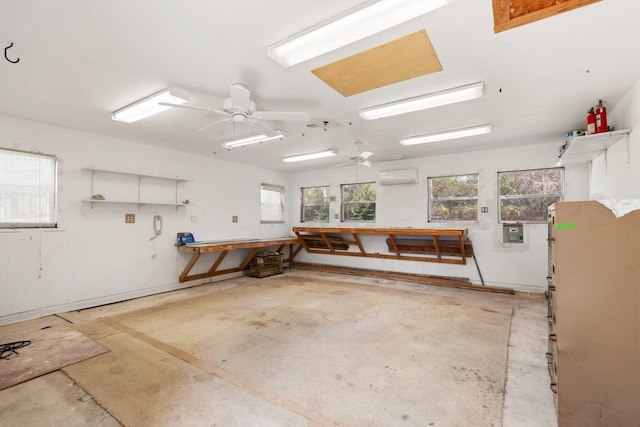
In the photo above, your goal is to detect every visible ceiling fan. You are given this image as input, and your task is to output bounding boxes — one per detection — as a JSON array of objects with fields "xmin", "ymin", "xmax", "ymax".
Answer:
[
  {"xmin": 331, "ymin": 141, "xmax": 401, "ymax": 168},
  {"xmin": 161, "ymin": 83, "xmax": 311, "ymax": 133}
]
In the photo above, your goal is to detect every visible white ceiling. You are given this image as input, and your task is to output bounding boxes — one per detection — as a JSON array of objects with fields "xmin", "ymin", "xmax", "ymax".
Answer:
[{"xmin": 1, "ymin": 0, "xmax": 639, "ymax": 172}]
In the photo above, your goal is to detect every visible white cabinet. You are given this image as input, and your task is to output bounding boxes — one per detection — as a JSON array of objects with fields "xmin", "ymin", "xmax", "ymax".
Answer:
[
  {"xmin": 82, "ymin": 167, "xmax": 192, "ymax": 209},
  {"xmin": 557, "ymin": 129, "xmax": 631, "ymax": 165}
]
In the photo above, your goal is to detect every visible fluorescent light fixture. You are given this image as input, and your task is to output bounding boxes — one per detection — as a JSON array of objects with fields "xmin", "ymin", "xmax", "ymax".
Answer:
[
  {"xmin": 359, "ymin": 82, "xmax": 484, "ymax": 120},
  {"xmin": 112, "ymin": 88, "xmax": 188, "ymax": 123},
  {"xmin": 399, "ymin": 124, "xmax": 492, "ymax": 145},
  {"xmin": 268, "ymin": 0, "xmax": 455, "ymax": 67},
  {"xmin": 282, "ymin": 149, "xmax": 338, "ymax": 163},
  {"xmin": 222, "ymin": 133, "xmax": 284, "ymax": 149}
]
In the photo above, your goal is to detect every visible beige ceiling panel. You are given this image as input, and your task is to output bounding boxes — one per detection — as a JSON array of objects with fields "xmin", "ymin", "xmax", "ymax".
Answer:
[{"xmin": 312, "ymin": 30, "xmax": 442, "ymax": 97}]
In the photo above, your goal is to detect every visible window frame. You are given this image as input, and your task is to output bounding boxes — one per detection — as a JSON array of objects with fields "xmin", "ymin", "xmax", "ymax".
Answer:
[
  {"xmin": 498, "ymin": 167, "xmax": 564, "ymax": 224},
  {"xmin": 300, "ymin": 185, "xmax": 330, "ymax": 223},
  {"xmin": 260, "ymin": 183, "xmax": 285, "ymax": 224},
  {"xmin": 428, "ymin": 173, "xmax": 479, "ymax": 223},
  {"xmin": 341, "ymin": 181, "xmax": 376, "ymax": 223},
  {"xmin": 0, "ymin": 148, "xmax": 58, "ymax": 229}
]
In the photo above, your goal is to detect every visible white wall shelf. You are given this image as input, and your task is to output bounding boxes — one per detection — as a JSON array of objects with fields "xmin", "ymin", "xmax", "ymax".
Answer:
[
  {"xmin": 558, "ymin": 129, "xmax": 631, "ymax": 165},
  {"xmin": 81, "ymin": 167, "xmax": 193, "ymax": 209}
]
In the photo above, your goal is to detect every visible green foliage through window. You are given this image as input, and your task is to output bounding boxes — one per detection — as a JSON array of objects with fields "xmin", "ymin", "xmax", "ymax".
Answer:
[
  {"xmin": 342, "ymin": 182, "xmax": 376, "ymax": 222},
  {"xmin": 301, "ymin": 186, "xmax": 330, "ymax": 222},
  {"xmin": 498, "ymin": 168, "xmax": 563, "ymax": 222},
  {"xmin": 429, "ymin": 174, "xmax": 478, "ymax": 221}
]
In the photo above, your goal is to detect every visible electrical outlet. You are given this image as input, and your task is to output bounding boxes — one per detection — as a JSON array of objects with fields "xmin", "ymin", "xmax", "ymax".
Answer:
[
  {"xmin": 481, "ymin": 207, "xmax": 489, "ymax": 213},
  {"xmin": 232, "ymin": 215, "xmax": 238, "ymax": 223},
  {"xmin": 125, "ymin": 213, "xmax": 135, "ymax": 223}
]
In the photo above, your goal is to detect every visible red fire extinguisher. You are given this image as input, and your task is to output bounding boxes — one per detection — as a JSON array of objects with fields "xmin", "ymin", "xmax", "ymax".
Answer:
[
  {"xmin": 587, "ymin": 108, "xmax": 596, "ymax": 134},
  {"xmin": 595, "ymin": 100, "xmax": 607, "ymax": 133}
]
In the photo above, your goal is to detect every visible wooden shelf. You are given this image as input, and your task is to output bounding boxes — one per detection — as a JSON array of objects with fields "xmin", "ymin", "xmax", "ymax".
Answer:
[{"xmin": 558, "ymin": 129, "xmax": 631, "ymax": 165}]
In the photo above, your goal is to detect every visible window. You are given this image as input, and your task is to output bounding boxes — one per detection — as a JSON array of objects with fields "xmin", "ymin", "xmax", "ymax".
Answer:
[
  {"xmin": 498, "ymin": 168, "xmax": 563, "ymax": 223},
  {"xmin": 260, "ymin": 183, "xmax": 285, "ymax": 224},
  {"xmin": 341, "ymin": 182, "xmax": 376, "ymax": 222},
  {"xmin": 0, "ymin": 148, "xmax": 57, "ymax": 228},
  {"xmin": 428, "ymin": 174, "xmax": 478, "ymax": 222},
  {"xmin": 301, "ymin": 186, "xmax": 330, "ymax": 222}
]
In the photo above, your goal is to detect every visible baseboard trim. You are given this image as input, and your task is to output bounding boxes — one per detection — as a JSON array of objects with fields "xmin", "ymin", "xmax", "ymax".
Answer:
[{"xmin": 0, "ymin": 272, "xmax": 244, "ymax": 326}]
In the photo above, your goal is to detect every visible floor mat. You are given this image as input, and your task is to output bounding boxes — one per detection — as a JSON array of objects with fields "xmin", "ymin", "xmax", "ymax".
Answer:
[{"xmin": 0, "ymin": 324, "xmax": 110, "ymax": 390}]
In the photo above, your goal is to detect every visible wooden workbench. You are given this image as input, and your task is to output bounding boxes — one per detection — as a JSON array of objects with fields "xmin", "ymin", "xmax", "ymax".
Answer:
[
  {"xmin": 177, "ymin": 237, "xmax": 302, "ymax": 283},
  {"xmin": 293, "ymin": 227, "xmax": 470, "ymax": 264},
  {"xmin": 292, "ymin": 226, "xmax": 498, "ymax": 290}
]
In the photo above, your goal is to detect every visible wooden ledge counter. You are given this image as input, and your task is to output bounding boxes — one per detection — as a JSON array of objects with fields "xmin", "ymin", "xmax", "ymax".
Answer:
[
  {"xmin": 292, "ymin": 226, "xmax": 492, "ymax": 289},
  {"xmin": 292, "ymin": 227, "xmax": 469, "ymax": 264},
  {"xmin": 177, "ymin": 237, "xmax": 302, "ymax": 283}
]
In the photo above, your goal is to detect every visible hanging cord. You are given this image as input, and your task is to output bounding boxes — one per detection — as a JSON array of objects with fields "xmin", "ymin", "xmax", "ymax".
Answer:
[
  {"xmin": 0, "ymin": 341, "xmax": 31, "ymax": 360},
  {"xmin": 4, "ymin": 42, "xmax": 20, "ymax": 63}
]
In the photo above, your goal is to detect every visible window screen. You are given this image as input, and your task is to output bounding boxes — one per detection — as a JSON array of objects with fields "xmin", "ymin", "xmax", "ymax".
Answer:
[
  {"xmin": 301, "ymin": 186, "xmax": 330, "ymax": 222},
  {"xmin": 0, "ymin": 148, "xmax": 57, "ymax": 228},
  {"xmin": 260, "ymin": 183, "xmax": 285, "ymax": 224},
  {"xmin": 341, "ymin": 182, "xmax": 376, "ymax": 222},
  {"xmin": 428, "ymin": 174, "xmax": 478, "ymax": 222},
  {"xmin": 498, "ymin": 168, "xmax": 563, "ymax": 223}
]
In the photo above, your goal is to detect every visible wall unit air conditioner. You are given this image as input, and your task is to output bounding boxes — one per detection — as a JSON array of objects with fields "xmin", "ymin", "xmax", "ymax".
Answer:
[{"xmin": 378, "ymin": 168, "xmax": 418, "ymax": 185}]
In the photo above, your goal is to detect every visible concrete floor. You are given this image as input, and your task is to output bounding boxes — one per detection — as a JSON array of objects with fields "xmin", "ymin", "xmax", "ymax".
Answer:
[{"xmin": 0, "ymin": 269, "xmax": 556, "ymax": 427}]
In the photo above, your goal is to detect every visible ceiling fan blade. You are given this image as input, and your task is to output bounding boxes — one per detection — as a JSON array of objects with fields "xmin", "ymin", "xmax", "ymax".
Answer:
[
  {"xmin": 160, "ymin": 102, "xmax": 229, "ymax": 116},
  {"xmin": 252, "ymin": 111, "xmax": 311, "ymax": 122},
  {"xmin": 362, "ymin": 161, "xmax": 372, "ymax": 168},
  {"xmin": 196, "ymin": 118, "xmax": 230, "ymax": 132},
  {"xmin": 229, "ymin": 83, "xmax": 251, "ymax": 111},
  {"xmin": 360, "ymin": 151, "xmax": 374, "ymax": 159},
  {"xmin": 370, "ymin": 154, "xmax": 402, "ymax": 162},
  {"xmin": 245, "ymin": 118, "xmax": 282, "ymax": 137},
  {"xmin": 330, "ymin": 161, "xmax": 354, "ymax": 169}
]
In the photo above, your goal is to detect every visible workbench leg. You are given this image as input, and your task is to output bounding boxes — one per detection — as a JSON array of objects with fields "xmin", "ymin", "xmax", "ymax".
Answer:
[
  {"xmin": 179, "ymin": 252, "xmax": 201, "ymax": 283},
  {"xmin": 207, "ymin": 251, "xmax": 228, "ymax": 276}
]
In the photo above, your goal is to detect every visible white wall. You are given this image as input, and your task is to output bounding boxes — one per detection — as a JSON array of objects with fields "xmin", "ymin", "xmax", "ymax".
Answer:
[
  {"xmin": 289, "ymin": 142, "xmax": 589, "ymax": 293},
  {"xmin": 8, "ymin": 88, "xmax": 624, "ymax": 322},
  {"xmin": 590, "ymin": 80, "xmax": 640, "ymax": 198},
  {"xmin": 0, "ymin": 115, "xmax": 290, "ymax": 324}
]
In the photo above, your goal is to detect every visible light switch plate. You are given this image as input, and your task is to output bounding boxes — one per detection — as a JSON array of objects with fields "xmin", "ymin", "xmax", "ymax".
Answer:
[{"xmin": 125, "ymin": 213, "xmax": 135, "ymax": 223}]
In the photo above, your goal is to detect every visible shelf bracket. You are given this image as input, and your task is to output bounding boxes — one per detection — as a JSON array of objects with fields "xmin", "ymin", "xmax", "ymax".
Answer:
[
  {"xmin": 627, "ymin": 134, "xmax": 631, "ymax": 165},
  {"xmin": 90, "ymin": 169, "xmax": 96, "ymax": 209}
]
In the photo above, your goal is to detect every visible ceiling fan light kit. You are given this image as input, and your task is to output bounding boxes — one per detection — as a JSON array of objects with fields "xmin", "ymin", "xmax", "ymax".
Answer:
[
  {"xmin": 112, "ymin": 88, "xmax": 188, "ymax": 123},
  {"xmin": 267, "ymin": 0, "xmax": 456, "ymax": 67},
  {"xmin": 282, "ymin": 149, "xmax": 338, "ymax": 163},
  {"xmin": 399, "ymin": 123, "xmax": 492, "ymax": 145},
  {"xmin": 222, "ymin": 132, "xmax": 284, "ymax": 149},
  {"xmin": 359, "ymin": 81, "xmax": 484, "ymax": 120}
]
